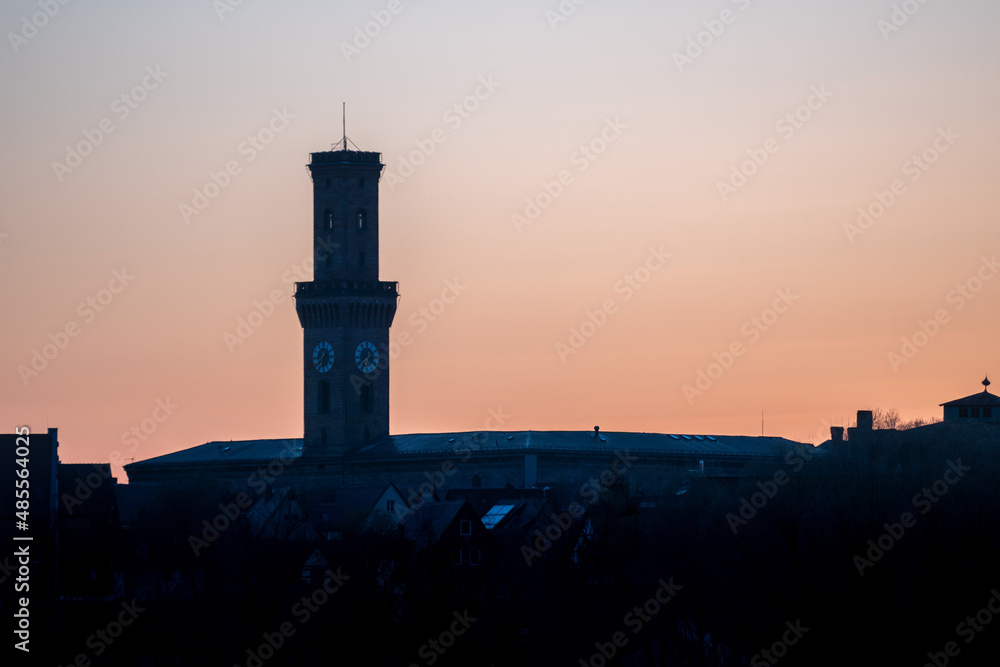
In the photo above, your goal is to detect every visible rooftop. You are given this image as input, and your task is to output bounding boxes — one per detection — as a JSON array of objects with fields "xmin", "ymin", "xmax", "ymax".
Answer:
[
  {"xmin": 940, "ymin": 377, "xmax": 1000, "ymax": 407},
  {"xmin": 125, "ymin": 431, "xmax": 800, "ymax": 471}
]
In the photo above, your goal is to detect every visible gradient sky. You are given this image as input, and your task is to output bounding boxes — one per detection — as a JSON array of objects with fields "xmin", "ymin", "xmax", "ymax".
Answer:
[{"xmin": 2, "ymin": 0, "xmax": 999, "ymax": 482}]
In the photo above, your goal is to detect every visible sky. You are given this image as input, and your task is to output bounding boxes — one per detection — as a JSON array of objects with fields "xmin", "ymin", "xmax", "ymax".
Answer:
[{"xmin": 2, "ymin": 0, "xmax": 998, "ymax": 482}]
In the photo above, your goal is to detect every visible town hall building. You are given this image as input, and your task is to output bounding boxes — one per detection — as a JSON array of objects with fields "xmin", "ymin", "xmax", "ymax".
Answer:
[{"xmin": 125, "ymin": 139, "xmax": 803, "ymax": 495}]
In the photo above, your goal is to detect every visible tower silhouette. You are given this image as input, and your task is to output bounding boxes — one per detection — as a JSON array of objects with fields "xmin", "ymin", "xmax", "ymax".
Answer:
[{"xmin": 295, "ymin": 139, "xmax": 398, "ymax": 457}]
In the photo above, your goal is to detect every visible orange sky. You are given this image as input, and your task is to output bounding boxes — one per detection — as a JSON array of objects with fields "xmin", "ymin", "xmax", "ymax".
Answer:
[{"xmin": 2, "ymin": 0, "xmax": 998, "ymax": 482}]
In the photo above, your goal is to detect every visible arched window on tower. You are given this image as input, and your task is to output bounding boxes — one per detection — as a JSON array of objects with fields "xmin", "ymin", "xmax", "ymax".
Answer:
[
  {"xmin": 319, "ymin": 381, "xmax": 329, "ymax": 414},
  {"xmin": 357, "ymin": 209, "xmax": 367, "ymax": 232},
  {"xmin": 324, "ymin": 209, "xmax": 334, "ymax": 231},
  {"xmin": 360, "ymin": 383, "xmax": 372, "ymax": 413}
]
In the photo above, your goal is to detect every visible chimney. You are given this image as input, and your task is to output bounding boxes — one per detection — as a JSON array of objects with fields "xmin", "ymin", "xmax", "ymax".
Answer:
[
  {"xmin": 857, "ymin": 410, "xmax": 873, "ymax": 431},
  {"xmin": 593, "ymin": 425, "xmax": 600, "ymax": 437},
  {"xmin": 830, "ymin": 426, "xmax": 844, "ymax": 442}
]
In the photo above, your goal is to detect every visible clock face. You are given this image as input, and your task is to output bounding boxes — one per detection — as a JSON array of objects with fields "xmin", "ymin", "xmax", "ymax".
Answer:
[
  {"xmin": 355, "ymin": 341, "xmax": 378, "ymax": 373},
  {"xmin": 312, "ymin": 341, "xmax": 334, "ymax": 373}
]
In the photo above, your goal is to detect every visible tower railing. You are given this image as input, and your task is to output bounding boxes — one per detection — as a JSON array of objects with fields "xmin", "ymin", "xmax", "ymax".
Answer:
[
  {"xmin": 308, "ymin": 150, "xmax": 382, "ymax": 166},
  {"xmin": 295, "ymin": 280, "xmax": 398, "ymax": 298}
]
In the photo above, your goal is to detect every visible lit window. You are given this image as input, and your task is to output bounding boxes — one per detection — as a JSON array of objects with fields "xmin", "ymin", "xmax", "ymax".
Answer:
[
  {"xmin": 482, "ymin": 504, "xmax": 516, "ymax": 530},
  {"xmin": 460, "ymin": 520, "xmax": 472, "ymax": 536}
]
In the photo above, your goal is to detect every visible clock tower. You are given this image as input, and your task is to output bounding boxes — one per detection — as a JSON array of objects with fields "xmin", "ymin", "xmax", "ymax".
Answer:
[{"xmin": 295, "ymin": 144, "xmax": 398, "ymax": 458}]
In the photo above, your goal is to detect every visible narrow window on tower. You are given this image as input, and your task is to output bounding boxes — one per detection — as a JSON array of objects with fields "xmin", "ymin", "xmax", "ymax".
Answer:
[
  {"xmin": 359, "ymin": 252, "xmax": 365, "ymax": 268},
  {"xmin": 360, "ymin": 382, "xmax": 373, "ymax": 413},
  {"xmin": 319, "ymin": 381, "xmax": 329, "ymax": 414},
  {"xmin": 357, "ymin": 209, "xmax": 367, "ymax": 231},
  {"xmin": 324, "ymin": 209, "xmax": 333, "ymax": 231}
]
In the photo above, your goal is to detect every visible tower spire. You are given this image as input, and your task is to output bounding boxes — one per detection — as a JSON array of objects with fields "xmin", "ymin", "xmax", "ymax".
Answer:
[
  {"xmin": 335, "ymin": 102, "xmax": 359, "ymax": 151},
  {"xmin": 984, "ymin": 375, "xmax": 991, "ymax": 392}
]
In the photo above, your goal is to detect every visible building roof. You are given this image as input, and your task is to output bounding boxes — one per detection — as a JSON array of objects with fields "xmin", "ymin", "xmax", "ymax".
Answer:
[
  {"xmin": 356, "ymin": 431, "xmax": 799, "ymax": 459},
  {"xmin": 125, "ymin": 431, "xmax": 799, "ymax": 472},
  {"xmin": 126, "ymin": 438, "xmax": 303, "ymax": 468},
  {"xmin": 940, "ymin": 391, "xmax": 1000, "ymax": 407},
  {"xmin": 402, "ymin": 501, "xmax": 467, "ymax": 550}
]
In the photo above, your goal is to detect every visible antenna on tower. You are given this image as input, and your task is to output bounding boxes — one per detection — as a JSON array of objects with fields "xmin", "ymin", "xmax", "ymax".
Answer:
[{"xmin": 336, "ymin": 102, "xmax": 360, "ymax": 151}]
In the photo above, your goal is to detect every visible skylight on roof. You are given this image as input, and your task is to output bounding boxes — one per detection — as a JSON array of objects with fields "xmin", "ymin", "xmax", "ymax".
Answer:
[{"xmin": 482, "ymin": 504, "xmax": 516, "ymax": 529}]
